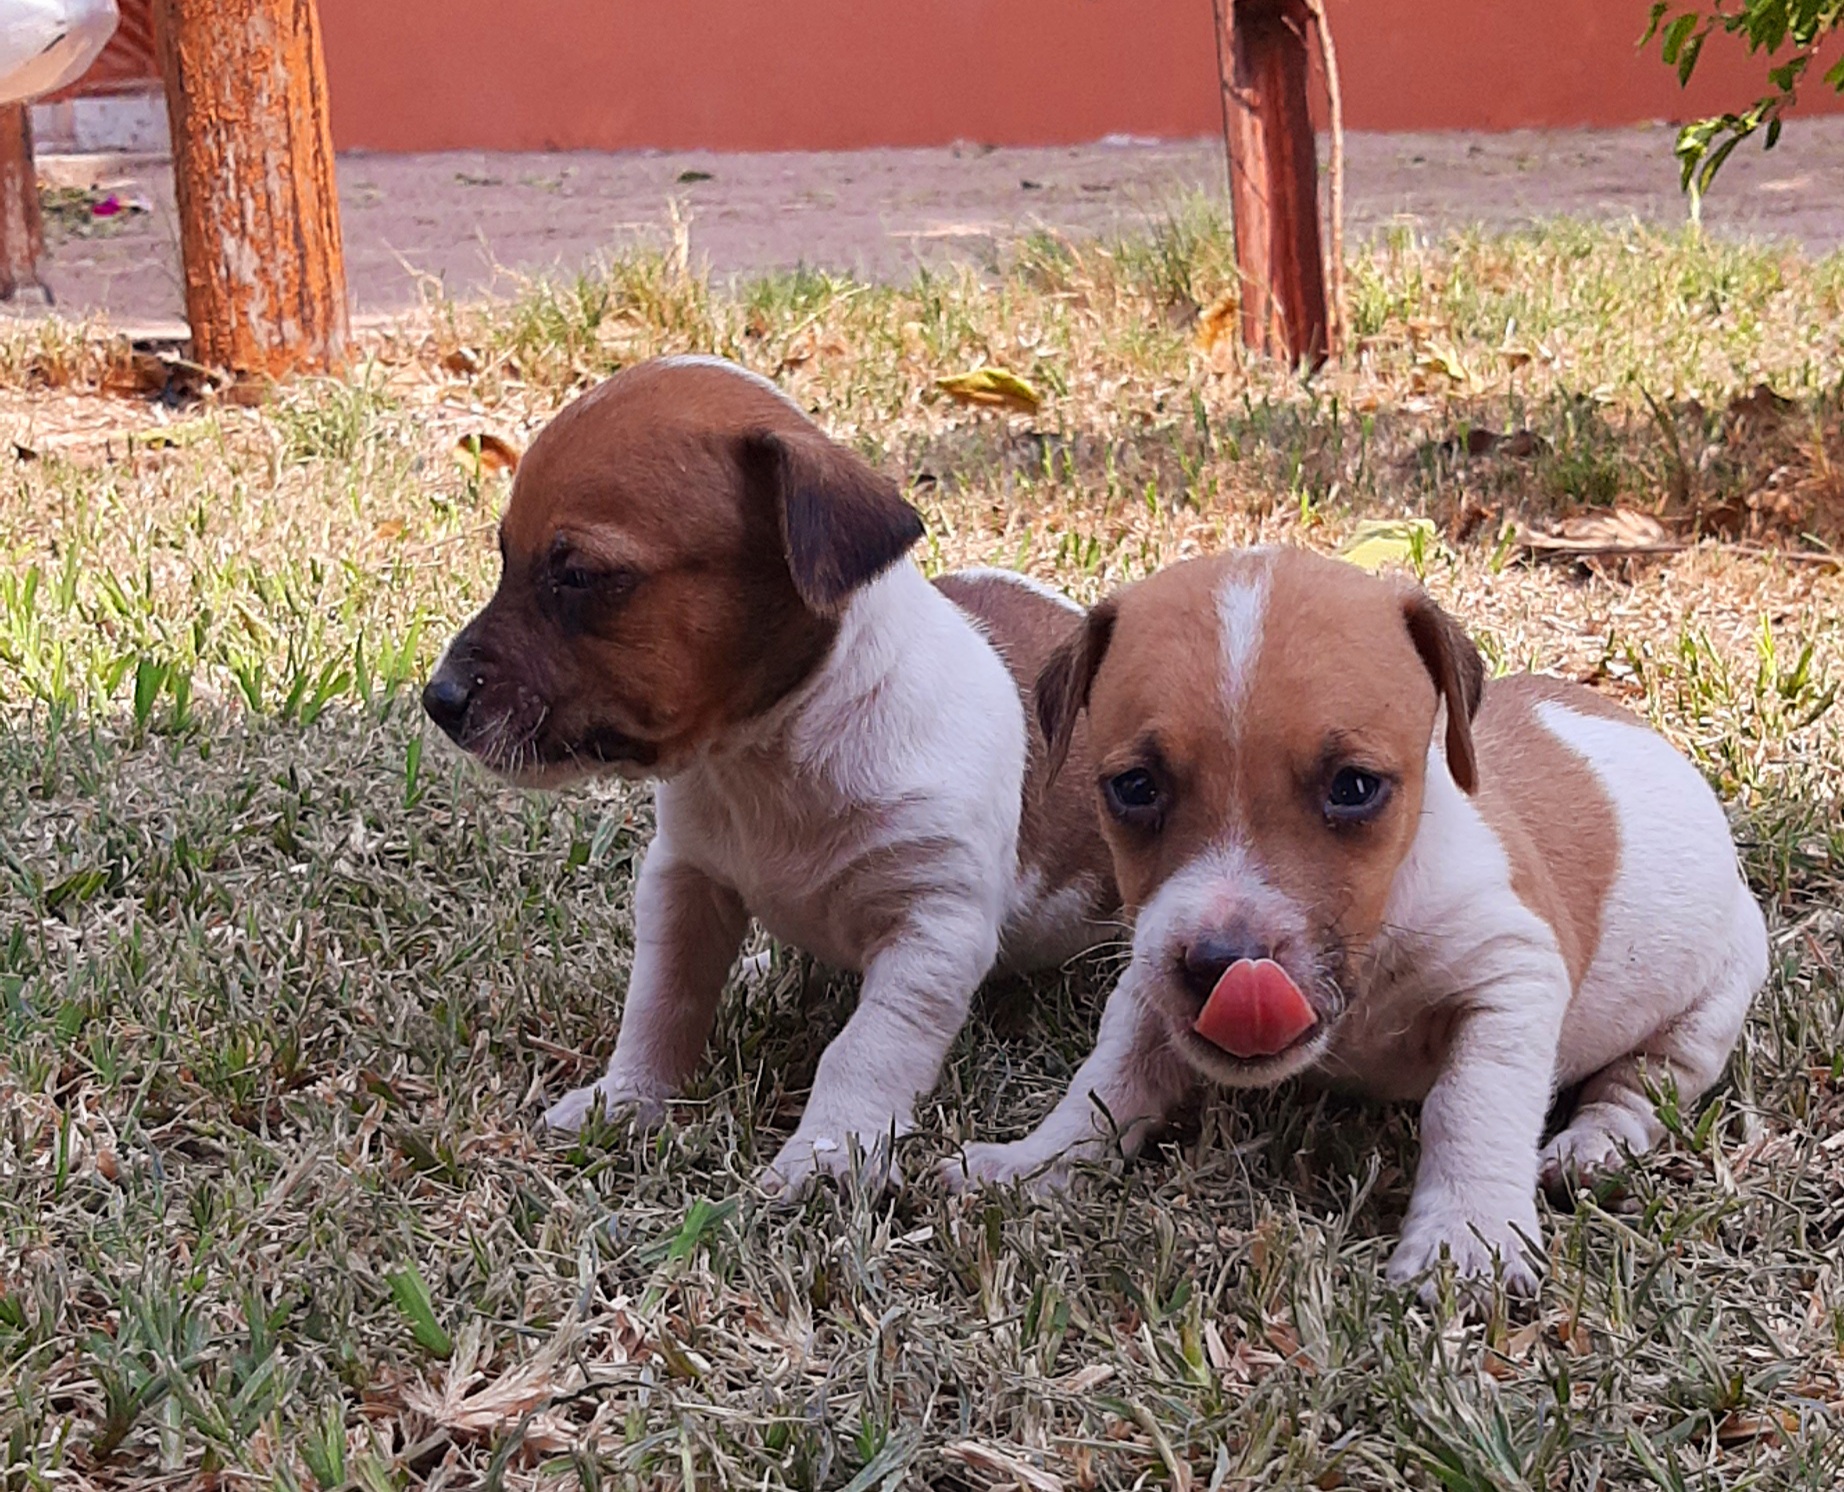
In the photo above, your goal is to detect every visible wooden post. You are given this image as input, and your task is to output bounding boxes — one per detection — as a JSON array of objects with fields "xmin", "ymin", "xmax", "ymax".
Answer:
[
  {"xmin": 0, "ymin": 104, "xmax": 44, "ymax": 301},
  {"xmin": 155, "ymin": 0, "xmax": 348, "ymax": 377},
  {"xmin": 1211, "ymin": 0, "xmax": 1329, "ymax": 369}
]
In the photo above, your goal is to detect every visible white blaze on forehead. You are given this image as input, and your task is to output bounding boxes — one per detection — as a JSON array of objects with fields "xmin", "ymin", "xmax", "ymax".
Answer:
[{"xmin": 1214, "ymin": 560, "xmax": 1272, "ymax": 729}]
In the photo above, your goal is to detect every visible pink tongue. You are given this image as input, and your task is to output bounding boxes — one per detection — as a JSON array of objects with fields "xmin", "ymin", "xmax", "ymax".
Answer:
[{"xmin": 1193, "ymin": 958, "xmax": 1316, "ymax": 1058}]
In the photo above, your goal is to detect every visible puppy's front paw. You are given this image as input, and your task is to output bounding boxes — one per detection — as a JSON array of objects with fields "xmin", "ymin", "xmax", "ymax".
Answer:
[
  {"xmin": 1538, "ymin": 1119, "xmax": 1633, "ymax": 1195},
  {"xmin": 939, "ymin": 1139, "xmax": 1076, "ymax": 1196},
  {"xmin": 1387, "ymin": 1196, "xmax": 1543, "ymax": 1301},
  {"xmin": 541, "ymin": 1077, "xmax": 668, "ymax": 1136},
  {"xmin": 757, "ymin": 1124, "xmax": 902, "ymax": 1201}
]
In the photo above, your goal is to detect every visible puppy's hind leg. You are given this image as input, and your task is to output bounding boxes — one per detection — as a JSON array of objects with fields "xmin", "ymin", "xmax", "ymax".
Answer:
[
  {"xmin": 543, "ymin": 847, "xmax": 749, "ymax": 1135},
  {"xmin": 1541, "ymin": 901, "xmax": 1767, "ymax": 1191}
]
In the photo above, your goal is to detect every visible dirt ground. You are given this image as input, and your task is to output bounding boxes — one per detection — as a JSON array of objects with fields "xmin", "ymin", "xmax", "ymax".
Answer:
[{"xmin": 15, "ymin": 118, "xmax": 1844, "ymax": 335}]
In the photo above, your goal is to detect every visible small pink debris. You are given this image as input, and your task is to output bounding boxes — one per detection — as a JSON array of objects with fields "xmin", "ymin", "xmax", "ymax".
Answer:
[{"xmin": 91, "ymin": 194, "xmax": 122, "ymax": 218}]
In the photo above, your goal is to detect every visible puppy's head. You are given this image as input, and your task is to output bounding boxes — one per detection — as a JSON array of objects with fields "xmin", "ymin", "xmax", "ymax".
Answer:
[
  {"xmin": 1036, "ymin": 547, "xmax": 1483, "ymax": 1086},
  {"xmin": 422, "ymin": 357, "xmax": 923, "ymax": 785}
]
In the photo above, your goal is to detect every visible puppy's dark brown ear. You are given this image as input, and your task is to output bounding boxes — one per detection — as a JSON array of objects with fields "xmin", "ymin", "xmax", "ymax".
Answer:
[
  {"xmin": 1403, "ymin": 591, "xmax": 1485, "ymax": 794},
  {"xmin": 745, "ymin": 428, "xmax": 924, "ymax": 615},
  {"xmin": 1035, "ymin": 599, "xmax": 1117, "ymax": 783}
]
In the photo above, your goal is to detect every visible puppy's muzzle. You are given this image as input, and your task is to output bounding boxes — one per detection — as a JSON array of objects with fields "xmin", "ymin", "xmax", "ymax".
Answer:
[
  {"xmin": 422, "ymin": 660, "xmax": 479, "ymax": 741},
  {"xmin": 1179, "ymin": 929, "xmax": 1272, "ymax": 1002},
  {"xmin": 1162, "ymin": 920, "xmax": 1331, "ymax": 1081}
]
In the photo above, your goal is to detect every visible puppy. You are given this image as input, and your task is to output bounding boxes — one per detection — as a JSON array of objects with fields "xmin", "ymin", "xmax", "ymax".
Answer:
[
  {"xmin": 947, "ymin": 547, "xmax": 1768, "ymax": 1292},
  {"xmin": 423, "ymin": 356, "xmax": 1113, "ymax": 1192}
]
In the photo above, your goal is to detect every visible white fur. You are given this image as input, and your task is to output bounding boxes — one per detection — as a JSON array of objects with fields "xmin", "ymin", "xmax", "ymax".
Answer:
[
  {"xmin": 655, "ymin": 353, "xmax": 807, "ymax": 413},
  {"xmin": 545, "ymin": 560, "xmax": 1084, "ymax": 1194},
  {"xmin": 1533, "ymin": 701, "xmax": 1767, "ymax": 1182},
  {"xmin": 1214, "ymin": 565, "xmax": 1270, "ymax": 729},
  {"xmin": 1349, "ymin": 750, "xmax": 1569, "ymax": 1292},
  {"xmin": 952, "ymin": 685, "xmax": 1766, "ymax": 1299},
  {"xmin": 952, "ymin": 566, "xmax": 1085, "ymax": 612}
]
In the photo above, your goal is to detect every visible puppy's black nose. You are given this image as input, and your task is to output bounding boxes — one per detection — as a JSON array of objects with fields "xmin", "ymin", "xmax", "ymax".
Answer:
[
  {"xmin": 1180, "ymin": 931, "xmax": 1269, "ymax": 1001},
  {"xmin": 421, "ymin": 667, "xmax": 476, "ymax": 738}
]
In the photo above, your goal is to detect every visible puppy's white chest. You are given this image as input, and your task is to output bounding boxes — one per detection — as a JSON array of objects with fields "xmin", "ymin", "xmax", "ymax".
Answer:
[
  {"xmin": 649, "ymin": 561, "xmax": 1026, "ymax": 976},
  {"xmin": 663, "ymin": 780, "xmax": 865, "ymax": 968},
  {"xmin": 663, "ymin": 768, "xmax": 1002, "ymax": 974}
]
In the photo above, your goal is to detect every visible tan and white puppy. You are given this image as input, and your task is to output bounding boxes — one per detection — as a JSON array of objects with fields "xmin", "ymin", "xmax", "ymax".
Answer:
[
  {"xmin": 423, "ymin": 356, "xmax": 1113, "ymax": 1193},
  {"xmin": 947, "ymin": 547, "xmax": 1768, "ymax": 1293}
]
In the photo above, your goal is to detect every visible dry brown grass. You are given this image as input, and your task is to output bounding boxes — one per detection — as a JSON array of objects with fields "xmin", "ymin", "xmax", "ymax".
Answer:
[{"xmin": 0, "ymin": 211, "xmax": 1841, "ymax": 1490}]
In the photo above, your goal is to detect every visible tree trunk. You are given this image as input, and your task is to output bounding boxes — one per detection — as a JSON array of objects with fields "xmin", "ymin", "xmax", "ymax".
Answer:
[
  {"xmin": 0, "ymin": 104, "xmax": 44, "ymax": 301},
  {"xmin": 155, "ymin": 0, "xmax": 347, "ymax": 377},
  {"xmin": 1211, "ymin": 0, "xmax": 1328, "ymax": 369}
]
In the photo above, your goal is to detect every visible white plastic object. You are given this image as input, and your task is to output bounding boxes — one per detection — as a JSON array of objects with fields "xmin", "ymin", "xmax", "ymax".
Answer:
[{"xmin": 0, "ymin": 0, "xmax": 119, "ymax": 108}]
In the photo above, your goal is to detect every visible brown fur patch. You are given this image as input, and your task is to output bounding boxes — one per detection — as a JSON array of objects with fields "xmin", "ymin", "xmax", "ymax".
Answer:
[
  {"xmin": 1472, "ymin": 676, "xmax": 1624, "ymax": 989},
  {"xmin": 1033, "ymin": 599, "xmax": 1117, "ymax": 783},
  {"xmin": 1083, "ymin": 551, "xmax": 1440, "ymax": 952},
  {"xmin": 1066, "ymin": 550, "xmax": 1622, "ymax": 1012},
  {"xmin": 434, "ymin": 359, "xmax": 917, "ymax": 777},
  {"xmin": 935, "ymin": 571, "xmax": 1117, "ymax": 917},
  {"xmin": 1404, "ymin": 592, "xmax": 1486, "ymax": 793},
  {"xmin": 746, "ymin": 426, "xmax": 924, "ymax": 616}
]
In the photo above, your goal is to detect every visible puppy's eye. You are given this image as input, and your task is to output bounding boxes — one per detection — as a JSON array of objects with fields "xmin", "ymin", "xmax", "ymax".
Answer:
[
  {"xmin": 1104, "ymin": 767, "xmax": 1163, "ymax": 826},
  {"xmin": 551, "ymin": 564, "xmax": 636, "ymax": 597},
  {"xmin": 1325, "ymin": 766, "xmax": 1390, "ymax": 823}
]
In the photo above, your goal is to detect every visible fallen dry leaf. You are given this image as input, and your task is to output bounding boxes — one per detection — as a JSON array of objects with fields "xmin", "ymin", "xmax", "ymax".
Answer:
[
  {"xmin": 1412, "ymin": 342, "xmax": 1470, "ymax": 387},
  {"xmin": 401, "ymin": 1315, "xmax": 637, "ymax": 1455},
  {"xmin": 1055, "ymin": 1363, "xmax": 1115, "ymax": 1394},
  {"xmin": 1725, "ymin": 382, "xmax": 1794, "ymax": 431},
  {"xmin": 1716, "ymin": 1408, "xmax": 1800, "ymax": 1445},
  {"xmin": 1520, "ymin": 509, "xmax": 1679, "ymax": 559},
  {"xmin": 1265, "ymin": 1319, "xmax": 1317, "ymax": 1374},
  {"xmin": 1551, "ymin": 1314, "xmax": 1593, "ymax": 1357},
  {"xmin": 1194, "ymin": 289, "xmax": 1241, "ymax": 353},
  {"xmin": 1482, "ymin": 1319, "xmax": 1542, "ymax": 1381},
  {"xmin": 1557, "ymin": 509, "xmax": 1668, "ymax": 546},
  {"xmin": 942, "ymin": 1438, "xmax": 1066, "ymax": 1492},
  {"xmin": 1440, "ymin": 426, "xmax": 1549, "ymax": 459},
  {"xmin": 778, "ymin": 327, "xmax": 850, "ymax": 373},
  {"xmin": 454, "ymin": 432, "xmax": 521, "ymax": 478},
  {"xmin": 936, "ymin": 365, "xmax": 1041, "ymax": 415}
]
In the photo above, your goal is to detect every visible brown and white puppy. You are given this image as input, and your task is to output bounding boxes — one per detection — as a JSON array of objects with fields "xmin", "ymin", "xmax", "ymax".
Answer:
[
  {"xmin": 946, "ymin": 547, "xmax": 1768, "ymax": 1293},
  {"xmin": 423, "ymin": 356, "xmax": 1113, "ymax": 1193}
]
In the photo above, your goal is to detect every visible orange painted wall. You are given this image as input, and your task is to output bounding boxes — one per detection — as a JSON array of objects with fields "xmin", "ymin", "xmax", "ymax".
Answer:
[{"xmin": 315, "ymin": 0, "xmax": 1844, "ymax": 153}]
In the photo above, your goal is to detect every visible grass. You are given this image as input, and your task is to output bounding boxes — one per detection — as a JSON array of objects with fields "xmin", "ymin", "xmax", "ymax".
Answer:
[{"xmin": 0, "ymin": 207, "xmax": 1842, "ymax": 1490}]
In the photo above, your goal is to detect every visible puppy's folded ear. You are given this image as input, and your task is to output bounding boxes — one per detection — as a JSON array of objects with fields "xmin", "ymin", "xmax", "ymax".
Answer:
[
  {"xmin": 744, "ymin": 428, "xmax": 924, "ymax": 615},
  {"xmin": 1035, "ymin": 599, "xmax": 1117, "ymax": 782},
  {"xmin": 1403, "ymin": 591, "xmax": 1485, "ymax": 793}
]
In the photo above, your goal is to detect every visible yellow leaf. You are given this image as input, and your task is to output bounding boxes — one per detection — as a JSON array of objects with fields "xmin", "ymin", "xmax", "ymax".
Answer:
[
  {"xmin": 1413, "ymin": 344, "xmax": 1468, "ymax": 384},
  {"xmin": 935, "ymin": 365, "xmax": 1040, "ymax": 414},
  {"xmin": 1338, "ymin": 517, "xmax": 1441, "ymax": 573}
]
